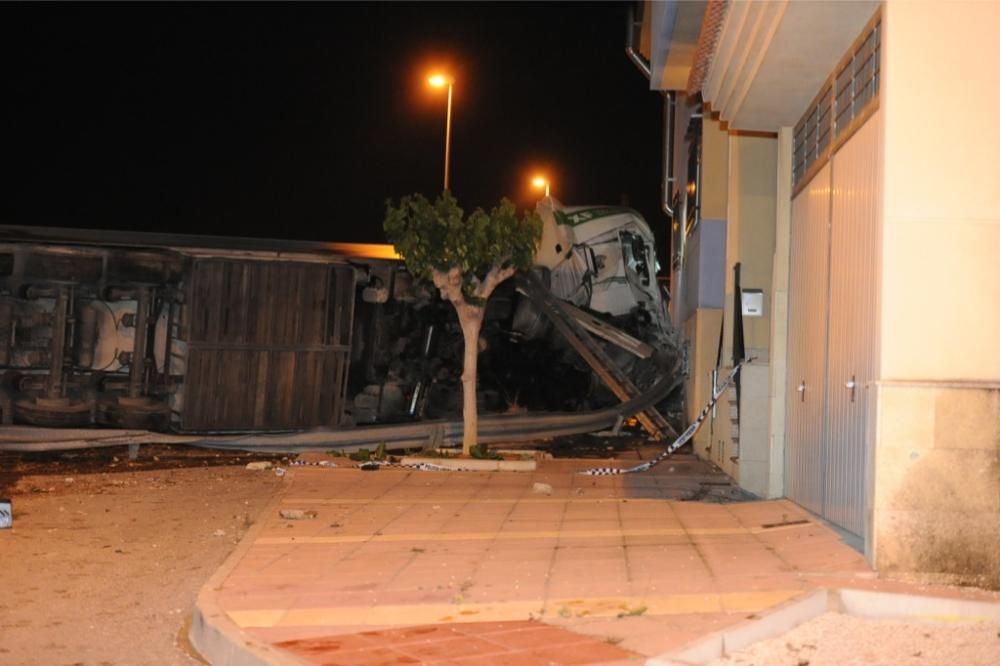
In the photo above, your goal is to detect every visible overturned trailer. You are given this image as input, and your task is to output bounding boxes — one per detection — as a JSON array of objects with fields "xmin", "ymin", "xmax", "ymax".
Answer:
[{"xmin": 0, "ymin": 200, "xmax": 685, "ymax": 447}]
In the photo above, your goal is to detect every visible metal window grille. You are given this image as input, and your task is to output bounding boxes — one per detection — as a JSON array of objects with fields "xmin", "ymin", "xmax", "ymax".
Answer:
[{"xmin": 793, "ymin": 18, "xmax": 881, "ymax": 186}]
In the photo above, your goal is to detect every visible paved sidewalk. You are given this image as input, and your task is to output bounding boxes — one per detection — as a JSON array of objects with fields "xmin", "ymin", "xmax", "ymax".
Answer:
[{"xmin": 191, "ymin": 457, "xmax": 978, "ymax": 665}]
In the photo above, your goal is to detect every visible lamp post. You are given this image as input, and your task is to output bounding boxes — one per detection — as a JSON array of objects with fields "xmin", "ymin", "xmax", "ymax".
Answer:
[
  {"xmin": 428, "ymin": 73, "xmax": 454, "ymax": 192},
  {"xmin": 531, "ymin": 175, "xmax": 550, "ymax": 197}
]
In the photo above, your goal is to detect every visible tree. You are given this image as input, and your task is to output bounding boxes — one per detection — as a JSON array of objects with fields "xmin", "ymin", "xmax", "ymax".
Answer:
[{"xmin": 384, "ymin": 192, "xmax": 542, "ymax": 455}]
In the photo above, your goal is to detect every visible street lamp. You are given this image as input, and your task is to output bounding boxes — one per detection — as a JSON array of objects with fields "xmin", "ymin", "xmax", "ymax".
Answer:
[
  {"xmin": 531, "ymin": 175, "xmax": 550, "ymax": 197},
  {"xmin": 428, "ymin": 73, "xmax": 454, "ymax": 191}
]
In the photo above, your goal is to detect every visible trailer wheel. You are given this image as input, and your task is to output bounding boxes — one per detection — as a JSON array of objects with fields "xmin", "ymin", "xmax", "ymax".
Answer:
[
  {"xmin": 14, "ymin": 397, "xmax": 93, "ymax": 427},
  {"xmin": 99, "ymin": 396, "xmax": 170, "ymax": 430}
]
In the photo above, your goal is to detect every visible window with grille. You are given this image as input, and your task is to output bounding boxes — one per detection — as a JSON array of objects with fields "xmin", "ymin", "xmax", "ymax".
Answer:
[{"xmin": 793, "ymin": 16, "xmax": 880, "ymax": 187}]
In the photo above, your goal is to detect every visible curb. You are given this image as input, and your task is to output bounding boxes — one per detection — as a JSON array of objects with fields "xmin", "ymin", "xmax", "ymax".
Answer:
[
  {"xmin": 648, "ymin": 587, "xmax": 1000, "ymax": 665},
  {"xmin": 188, "ymin": 471, "xmax": 305, "ymax": 666}
]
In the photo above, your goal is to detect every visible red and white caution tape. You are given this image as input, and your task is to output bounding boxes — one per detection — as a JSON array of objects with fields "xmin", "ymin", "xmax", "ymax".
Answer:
[{"xmin": 579, "ymin": 360, "xmax": 749, "ymax": 476}]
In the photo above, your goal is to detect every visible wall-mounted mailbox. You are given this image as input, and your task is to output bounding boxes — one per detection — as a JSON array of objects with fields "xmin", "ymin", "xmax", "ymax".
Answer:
[{"xmin": 741, "ymin": 288, "xmax": 764, "ymax": 317}]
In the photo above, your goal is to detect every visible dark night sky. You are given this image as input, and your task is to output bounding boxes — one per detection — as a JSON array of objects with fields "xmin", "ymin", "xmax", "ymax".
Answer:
[{"xmin": 2, "ymin": 2, "xmax": 665, "ymax": 247}]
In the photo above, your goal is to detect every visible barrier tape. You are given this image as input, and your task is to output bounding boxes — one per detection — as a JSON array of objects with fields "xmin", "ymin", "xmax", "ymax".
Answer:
[
  {"xmin": 578, "ymin": 360, "xmax": 748, "ymax": 476},
  {"xmin": 357, "ymin": 460, "xmax": 467, "ymax": 472},
  {"xmin": 288, "ymin": 458, "xmax": 460, "ymax": 472}
]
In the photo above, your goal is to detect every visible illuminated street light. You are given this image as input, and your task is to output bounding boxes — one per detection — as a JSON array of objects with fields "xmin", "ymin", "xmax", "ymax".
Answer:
[
  {"xmin": 427, "ymin": 73, "xmax": 454, "ymax": 191},
  {"xmin": 531, "ymin": 175, "xmax": 550, "ymax": 197}
]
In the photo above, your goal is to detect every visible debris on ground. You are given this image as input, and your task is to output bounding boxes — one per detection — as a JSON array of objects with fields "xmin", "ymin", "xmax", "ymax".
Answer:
[
  {"xmin": 279, "ymin": 509, "xmax": 317, "ymax": 520},
  {"xmin": 533, "ymin": 482, "xmax": 553, "ymax": 495},
  {"xmin": 294, "ymin": 452, "xmax": 342, "ymax": 466},
  {"xmin": 245, "ymin": 461, "xmax": 272, "ymax": 471},
  {"xmin": 0, "ymin": 443, "xmax": 282, "ymax": 665},
  {"xmin": 707, "ymin": 612, "xmax": 1000, "ymax": 666}
]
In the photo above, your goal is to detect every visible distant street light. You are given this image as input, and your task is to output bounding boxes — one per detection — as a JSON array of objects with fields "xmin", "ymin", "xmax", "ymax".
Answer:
[
  {"xmin": 531, "ymin": 175, "xmax": 550, "ymax": 197},
  {"xmin": 427, "ymin": 73, "xmax": 454, "ymax": 191}
]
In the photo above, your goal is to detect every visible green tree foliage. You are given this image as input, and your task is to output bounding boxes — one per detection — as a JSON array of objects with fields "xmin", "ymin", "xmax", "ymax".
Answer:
[
  {"xmin": 384, "ymin": 192, "xmax": 542, "ymax": 453},
  {"xmin": 384, "ymin": 192, "xmax": 540, "ymax": 304}
]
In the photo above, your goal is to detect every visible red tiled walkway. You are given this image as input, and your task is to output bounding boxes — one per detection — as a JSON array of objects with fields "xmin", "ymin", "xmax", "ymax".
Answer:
[{"xmin": 275, "ymin": 620, "xmax": 640, "ymax": 666}]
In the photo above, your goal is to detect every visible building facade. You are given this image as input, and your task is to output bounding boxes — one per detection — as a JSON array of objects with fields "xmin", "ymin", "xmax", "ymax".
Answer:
[{"xmin": 633, "ymin": 0, "xmax": 999, "ymax": 588}]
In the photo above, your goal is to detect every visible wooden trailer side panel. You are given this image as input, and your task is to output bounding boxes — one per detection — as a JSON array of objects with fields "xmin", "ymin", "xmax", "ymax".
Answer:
[{"xmin": 179, "ymin": 258, "xmax": 354, "ymax": 432}]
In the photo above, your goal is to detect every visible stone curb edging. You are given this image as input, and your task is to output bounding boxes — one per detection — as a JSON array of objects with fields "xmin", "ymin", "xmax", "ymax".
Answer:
[
  {"xmin": 648, "ymin": 587, "xmax": 1000, "ymax": 665},
  {"xmin": 189, "ymin": 471, "xmax": 305, "ymax": 666}
]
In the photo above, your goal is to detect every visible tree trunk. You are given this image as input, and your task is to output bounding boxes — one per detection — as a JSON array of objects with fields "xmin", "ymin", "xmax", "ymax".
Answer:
[
  {"xmin": 458, "ymin": 307, "xmax": 484, "ymax": 455},
  {"xmin": 430, "ymin": 264, "xmax": 515, "ymax": 456}
]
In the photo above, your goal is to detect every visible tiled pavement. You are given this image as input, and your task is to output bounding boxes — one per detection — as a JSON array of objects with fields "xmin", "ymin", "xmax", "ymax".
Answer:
[
  {"xmin": 194, "ymin": 456, "xmax": 883, "ymax": 664},
  {"xmin": 274, "ymin": 621, "xmax": 644, "ymax": 665}
]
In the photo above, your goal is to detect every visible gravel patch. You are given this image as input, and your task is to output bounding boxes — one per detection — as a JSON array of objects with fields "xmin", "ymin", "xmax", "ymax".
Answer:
[{"xmin": 709, "ymin": 612, "xmax": 1000, "ymax": 666}]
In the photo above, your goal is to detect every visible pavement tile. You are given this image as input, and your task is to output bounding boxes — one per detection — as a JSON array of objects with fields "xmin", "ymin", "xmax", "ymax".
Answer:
[
  {"xmin": 560, "ymin": 519, "xmax": 622, "ymax": 533},
  {"xmin": 376, "ymin": 520, "xmax": 448, "ymax": 535},
  {"xmin": 411, "ymin": 541, "xmax": 495, "ymax": 556},
  {"xmin": 450, "ymin": 620, "xmax": 538, "ymax": 635},
  {"xmin": 634, "ymin": 582, "xmax": 719, "ymax": 598},
  {"xmin": 465, "ymin": 585, "xmax": 548, "ymax": 605},
  {"xmin": 629, "ymin": 569, "xmax": 716, "ymax": 590},
  {"xmin": 217, "ymin": 592, "xmax": 300, "ymax": 612},
  {"xmin": 531, "ymin": 640, "xmax": 638, "ymax": 665},
  {"xmin": 508, "ymin": 508, "xmax": 566, "ymax": 522},
  {"xmin": 727, "ymin": 501, "xmax": 810, "ymax": 525},
  {"xmin": 550, "ymin": 555, "xmax": 627, "ymax": 574},
  {"xmin": 689, "ymin": 529, "xmax": 761, "ymax": 544},
  {"xmin": 434, "ymin": 652, "xmax": 552, "ymax": 666},
  {"xmin": 624, "ymin": 542, "xmax": 700, "ymax": 558},
  {"xmin": 472, "ymin": 570, "xmax": 551, "ymax": 590},
  {"xmin": 477, "ymin": 624, "xmax": 584, "ymax": 649},
  {"xmin": 439, "ymin": 520, "xmax": 502, "ymax": 534},
  {"xmin": 247, "ymin": 625, "xmax": 377, "ymax": 643},
  {"xmin": 628, "ymin": 559, "xmax": 716, "ymax": 587},
  {"xmin": 368, "ymin": 588, "xmax": 456, "ymax": 606},
  {"xmin": 498, "ymin": 519, "xmax": 562, "ymax": 534},
  {"xmin": 556, "ymin": 535, "xmax": 627, "ymax": 548},
  {"xmin": 670, "ymin": 504, "xmax": 742, "ymax": 527},
  {"xmin": 274, "ymin": 631, "xmax": 380, "ymax": 653},
  {"xmin": 385, "ymin": 568, "xmax": 457, "ymax": 590},
  {"xmin": 222, "ymin": 575, "xmax": 319, "ymax": 592},
  {"xmin": 358, "ymin": 624, "xmax": 462, "ymax": 643},
  {"xmin": 564, "ymin": 508, "xmax": 620, "ymax": 520},
  {"xmin": 473, "ymin": 559, "xmax": 551, "ymax": 583},
  {"xmin": 284, "ymin": 590, "xmax": 380, "ymax": 609},
  {"xmin": 553, "ymin": 545, "xmax": 626, "ymax": 562},
  {"xmin": 484, "ymin": 544, "xmax": 555, "ymax": 562},
  {"xmin": 393, "ymin": 635, "xmax": 507, "ymax": 661},
  {"xmin": 621, "ymin": 533, "xmax": 690, "ymax": 547},
  {"xmin": 314, "ymin": 563, "xmax": 385, "ymax": 583},
  {"xmin": 619, "ymin": 505, "xmax": 680, "ymax": 521},
  {"xmin": 296, "ymin": 644, "xmax": 421, "ymax": 666},
  {"xmin": 547, "ymin": 578, "xmax": 630, "ymax": 600},
  {"xmin": 618, "ymin": 628, "xmax": 725, "ymax": 656},
  {"xmin": 709, "ymin": 574, "xmax": 802, "ymax": 593}
]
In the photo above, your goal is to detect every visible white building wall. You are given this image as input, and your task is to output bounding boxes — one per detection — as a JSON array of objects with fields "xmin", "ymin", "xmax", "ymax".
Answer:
[
  {"xmin": 868, "ymin": 0, "xmax": 1000, "ymax": 586},
  {"xmin": 880, "ymin": 1, "xmax": 1000, "ymax": 382}
]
